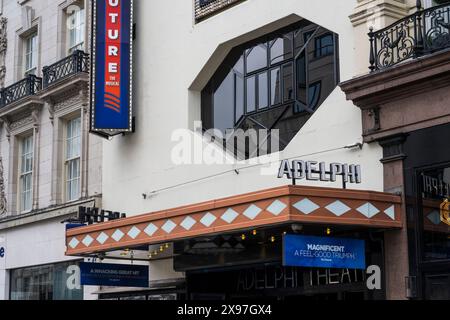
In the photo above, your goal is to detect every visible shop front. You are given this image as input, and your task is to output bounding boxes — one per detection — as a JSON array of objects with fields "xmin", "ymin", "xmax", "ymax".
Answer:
[
  {"xmin": 0, "ymin": 208, "xmax": 98, "ymax": 301},
  {"xmin": 175, "ymin": 224, "xmax": 386, "ymax": 300},
  {"xmin": 64, "ymin": 185, "xmax": 402, "ymax": 300},
  {"xmin": 9, "ymin": 260, "xmax": 84, "ymax": 300}
]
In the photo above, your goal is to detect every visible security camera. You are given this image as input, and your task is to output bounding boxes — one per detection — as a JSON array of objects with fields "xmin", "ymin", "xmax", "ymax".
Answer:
[
  {"xmin": 291, "ymin": 224, "xmax": 303, "ymax": 233},
  {"xmin": 97, "ymin": 253, "xmax": 105, "ymax": 261}
]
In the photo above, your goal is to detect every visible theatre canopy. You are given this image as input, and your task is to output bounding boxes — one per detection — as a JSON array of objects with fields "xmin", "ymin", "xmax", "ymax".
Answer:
[{"xmin": 65, "ymin": 185, "xmax": 402, "ymax": 256}]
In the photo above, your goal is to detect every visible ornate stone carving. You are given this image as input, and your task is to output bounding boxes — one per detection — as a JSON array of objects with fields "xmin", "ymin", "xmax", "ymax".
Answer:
[
  {"xmin": 31, "ymin": 107, "xmax": 40, "ymax": 131},
  {"xmin": 0, "ymin": 116, "xmax": 11, "ymax": 141},
  {"xmin": 47, "ymin": 100, "xmax": 55, "ymax": 124},
  {"xmin": 0, "ymin": 16, "xmax": 7, "ymax": 89},
  {"xmin": 0, "ymin": 157, "xmax": 5, "ymax": 216},
  {"xmin": 54, "ymin": 93, "xmax": 82, "ymax": 113},
  {"xmin": 9, "ymin": 115, "xmax": 33, "ymax": 131}
]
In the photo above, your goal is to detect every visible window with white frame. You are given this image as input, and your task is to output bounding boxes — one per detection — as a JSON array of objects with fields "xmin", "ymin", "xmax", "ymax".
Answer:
[
  {"xmin": 67, "ymin": 6, "xmax": 85, "ymax": 54},
  {"xmin": 24, "ymin": 33, "xmax": 38, "ymax": 76},
  {"xmin": 19, "ymin": 135, "xmax": 33, "ymax": 213},
  {"xmin": 65, "ymin": 117, "xmax": 81, "ymax": 201}
]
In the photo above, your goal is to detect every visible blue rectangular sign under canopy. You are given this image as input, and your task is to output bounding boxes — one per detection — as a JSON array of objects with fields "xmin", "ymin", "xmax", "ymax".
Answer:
[
  {"xmin": 80, "ymin": 262, "xmax": 149, "ymax": 287},
  {"xmin": 90, "ymin": 0, "xmax": 134, "ymax": 135},
  {"xmin": 65, "ymin": 223, "xmax": 86, "ymax": 230},
  {"xmin": 283, "ymin": 234, "xmax": 366, "ymax": 270}
]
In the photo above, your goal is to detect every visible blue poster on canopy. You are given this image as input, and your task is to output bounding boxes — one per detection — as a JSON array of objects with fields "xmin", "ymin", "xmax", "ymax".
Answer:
[{"xmin": 283, "ymin": 234, "xmax": 366, "ymax": 270}]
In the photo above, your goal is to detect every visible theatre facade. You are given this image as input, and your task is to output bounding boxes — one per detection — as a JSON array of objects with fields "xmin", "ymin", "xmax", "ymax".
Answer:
[{"xmin": 62, "ymin": 0, "xmax": 449, "ymax": 300}]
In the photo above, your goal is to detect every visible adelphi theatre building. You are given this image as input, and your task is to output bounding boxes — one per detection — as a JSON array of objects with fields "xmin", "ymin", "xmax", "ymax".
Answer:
[{"xmin": 63, "ymin": 0, "xmax": 449, "ymax": 301}]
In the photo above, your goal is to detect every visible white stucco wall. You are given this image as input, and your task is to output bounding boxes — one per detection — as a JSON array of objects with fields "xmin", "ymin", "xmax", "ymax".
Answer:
[{"xmin": 102, "ymin": 0, "xmax": 383, "ymax": 217}]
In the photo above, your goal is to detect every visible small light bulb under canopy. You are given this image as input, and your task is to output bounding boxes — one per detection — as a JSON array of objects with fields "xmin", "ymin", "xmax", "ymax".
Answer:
[
  {"xmin": 270, "ymin": 236, "xmax": 276, "ymax": 243},
  {"xmin": 165, "ymin": 243, "xmax": 169, "ymax": 248},
  {"xmin": 326, "ymin": 227, "xmax": 331, "ymax": 235},
  {"xmin": 252, "ymin": 230, "xmax": 257, "ymax": 236},
  {"xmin": 241, "ymin": 234, "xmax": 246, "ymax": 240}
]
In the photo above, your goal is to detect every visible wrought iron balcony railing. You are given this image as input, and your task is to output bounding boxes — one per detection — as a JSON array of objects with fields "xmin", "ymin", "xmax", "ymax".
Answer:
[
  {"xmin": 0, "ymin": 75, "xmax": 42, "ymax": 108},
  {"xmin": 42, "ymin": 50, "xmax": 89, "ymax": 88},
  {"xmin": 369, "ymin": 1, "xmax": 450, "ymax": 71}
]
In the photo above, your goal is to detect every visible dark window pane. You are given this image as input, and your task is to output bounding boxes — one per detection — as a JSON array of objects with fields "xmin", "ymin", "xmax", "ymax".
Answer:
[
  {"xmin": 315, "ymin": 34, "xmax": 334, "ymax": 57},
  {"xmin": 214, "ymin": 70, "xmax": 235, "ymax": 132},
  {"xmin": 246, "ymin": 44, "xmax": 268, "ymax": 73},
  {"xmin": 233, "ymin": 55, "xmax": 244, "ymax": 75},
  {"xmin": 295, "ymin": 53, "xmax": 307, "ymax": 113},
  {"xmin": 308, "ymin": 82, "xmax": 321, "ymax": 110},
  {"xmin": 246, "ymin": 76, "xmax": 256, "ymax": 112},
  {"xmin": 283, "ymin": 63, "xmax": 293, "ymax": 102},
  {"xmin": 270, "ymin": 68, "xmax": 281, "ymax": 106},
  {"xmin": 420, "ymin": 166, "xmax": 450, "ymax": 261},
  {"xmin": 295, "ymin": 28, "xmax": 314, "ymax": 56},
  {"xmin": 270, "ymin": 34, "xmax": 293, "ymax": 65},
  {"xmin": 258, "ymin": 72, "xmax": 268, "ymax": 109},
  {"xmin": 235, "ymin": 74, "xmax": 244, "ymax": 123},
  {"xmin": 308, "ymin": 32, "xmax": 335, "ymax": 110}
]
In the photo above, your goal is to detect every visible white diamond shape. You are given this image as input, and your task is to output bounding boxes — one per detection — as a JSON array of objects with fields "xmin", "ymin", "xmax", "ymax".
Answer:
[
  {"xmin": 200, "ymin": 213, "xmax": 217, "ymax": 227},
  {"xmin": 326, "ymin": 201, "xmax": 351, "ymax": 216},
  {"xmin": 127, "ymin": 226, "xmax": 141, "ymax": 239},
  {"xmin": 293, "ymin": 198, "xmax": 320, "ymax": 215},
  {"xmin": 384, "ymin": 205, "xmax": 395, "ymax": 220},
  {"xmin": 266, "ymin": 200, "xmax": 287, "ymax": 216},
  {"xmin": 162, "ymin": 220, "xmax": 177, "ymax": 234},
  {"xmin": 427, "ymin": 211, "xmax": 441, "ymax": 225},
  {"xmin": 243, "ymin": 205, "xmax": 262, "ymax": 220},
  {"xmin": 144, "ymin": 223, "xmax": 158, "ymax": 236},
  {"xmin": 96, "ymin": 232, "xmax": 109, "ymax": 244},
  {"xmin": 68, "ymin": 237, "xmax": 79, "ymax": 249},
  {"xmin": 357, "ymin": 203, "xmax": 380, "ymax": 218},
  {"xmin": 180, "ymin": 216, "xmax": 197, "ymax": 230},
  {"xmin": 112, "ymin": 229, "xmax": 125, "ymax": 242},
  {"xmin": 82, "ymin": 235, "xmax": 94, "ymax": 247},
  {"xmin": 221, "ymin": 208, "xmax": 239, "ymax": 223}
]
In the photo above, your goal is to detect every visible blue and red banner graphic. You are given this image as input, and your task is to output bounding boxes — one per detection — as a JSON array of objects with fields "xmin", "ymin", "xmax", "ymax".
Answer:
[{"xmin": 91, "ymin": 0, "xmax": 133, "ymax": 133}]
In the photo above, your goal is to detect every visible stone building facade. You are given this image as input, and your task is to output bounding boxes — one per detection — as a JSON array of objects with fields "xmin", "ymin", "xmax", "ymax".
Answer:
[{"xmin": 0, "ymin": 0, "xmax": 102, "ymax": 300}]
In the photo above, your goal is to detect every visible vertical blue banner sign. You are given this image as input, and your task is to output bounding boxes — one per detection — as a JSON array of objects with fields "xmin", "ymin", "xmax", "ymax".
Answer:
[
  {"xmin": 283, "ymin": 234, "xmax": 366, "ymax": 270},
  {"xmin": 80, "ymin": 262, "xmax": 149, "ymax": 287},
  {"xmin": 91, "ymin": 0, "xmax": 133, "ymax": 134}
]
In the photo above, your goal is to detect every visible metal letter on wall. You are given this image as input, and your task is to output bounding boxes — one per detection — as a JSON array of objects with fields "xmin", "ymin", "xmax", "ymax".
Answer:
[{"xmin": 90, "ymin": 0, "xmax": 133, "ymax": 136}]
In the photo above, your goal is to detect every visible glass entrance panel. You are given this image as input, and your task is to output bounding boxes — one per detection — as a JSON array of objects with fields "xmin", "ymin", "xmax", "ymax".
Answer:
[{"xmin": 420, "ymin": 166, "xmax": 450, "ymax": 261}]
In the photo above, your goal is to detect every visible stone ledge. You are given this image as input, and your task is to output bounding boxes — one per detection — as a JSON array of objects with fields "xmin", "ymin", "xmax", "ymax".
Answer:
[
  {"xmin": 0, "ymin": 196, "xmax": 101, "ymax": 230},
  {"xmin": 340, "ymin": 47, "xmax": 450, "ymax": 107}
]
